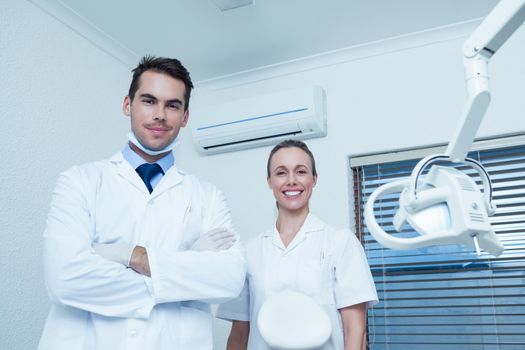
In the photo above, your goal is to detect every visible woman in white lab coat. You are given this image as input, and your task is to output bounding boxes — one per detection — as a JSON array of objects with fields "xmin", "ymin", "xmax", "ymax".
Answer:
[{"xmin": 217, "ymin": 140, "xmax": 378, "ymax": 350}]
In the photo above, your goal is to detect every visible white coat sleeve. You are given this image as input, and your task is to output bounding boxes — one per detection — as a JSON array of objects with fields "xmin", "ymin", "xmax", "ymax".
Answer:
[
  {"xmin": 215, "ymin": 278, "xmax": 250, "ymax": 322},
  {"xmin": 43, "ymin": 167, "xmax": 155, "ymax": 319},
  {"xmin": 146, "ymin": 181, "xmax": 247, "ymax": 304},
  {"xmin": 333, "ymin": 230, "xmax": 378, "ymax": 309}
]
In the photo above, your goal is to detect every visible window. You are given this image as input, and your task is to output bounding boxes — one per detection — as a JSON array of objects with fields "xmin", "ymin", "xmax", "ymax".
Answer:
[{"xmin": 351, "ymin": 134, "xmax": 525, "ymax": 350}]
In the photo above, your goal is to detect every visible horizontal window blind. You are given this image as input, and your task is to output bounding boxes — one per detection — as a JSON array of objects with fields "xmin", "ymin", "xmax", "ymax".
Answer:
[{"xmin": 352, "ymin": 143, "xmax": 525, "ymax": 350}]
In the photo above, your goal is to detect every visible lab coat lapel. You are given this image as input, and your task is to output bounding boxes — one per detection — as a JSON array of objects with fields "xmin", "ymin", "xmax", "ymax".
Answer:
[
  {"xmin": 150, "ymin": 166, "xmax": 184, "ymax": 199},
  {"xmin": 109, "ymin": 152, "xmax": 147, "ymax": 192},
  {"xmin": 284, "ymin": 227, "xmax": 307, "ymax": 253},
  {"xmin": 283, "ymin": 213, "xmax": 324, "ymax": 253},
  {"xmin": 270, "ymin": 227, "xmax": 286, "ymax": 251}
]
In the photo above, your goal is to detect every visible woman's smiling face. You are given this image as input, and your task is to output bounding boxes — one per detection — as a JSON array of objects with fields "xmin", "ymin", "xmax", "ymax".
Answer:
[{"xmin": 267, "ymin": 146, "xmax": 317, "ymax": 214}]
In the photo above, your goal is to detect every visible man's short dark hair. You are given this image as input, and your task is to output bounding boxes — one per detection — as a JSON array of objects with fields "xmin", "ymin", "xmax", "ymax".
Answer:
[{"xmin": 128, "ymin": 56, "xmax": 194, "ymax": 111}]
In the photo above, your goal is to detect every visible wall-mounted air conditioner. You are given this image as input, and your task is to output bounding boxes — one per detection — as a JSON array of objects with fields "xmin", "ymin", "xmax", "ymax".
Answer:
[{"xmin": 191, "ymin": 85, "xmax": 327, "ymax": 155}]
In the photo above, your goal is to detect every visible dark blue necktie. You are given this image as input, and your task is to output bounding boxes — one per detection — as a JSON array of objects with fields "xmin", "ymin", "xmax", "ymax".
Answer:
[{"xmin": 136, "ymin": 163, "xmax": 164, "ymax": 193}]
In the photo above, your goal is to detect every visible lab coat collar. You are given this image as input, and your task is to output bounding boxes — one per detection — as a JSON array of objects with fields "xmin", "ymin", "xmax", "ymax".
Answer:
[
  {"xmin": 109, "ymin": 151, "xmax": 184, "ymax": 197},
  {"xmin": 268, "ymin": 213, "xmax": 325, "ymax": 252}
]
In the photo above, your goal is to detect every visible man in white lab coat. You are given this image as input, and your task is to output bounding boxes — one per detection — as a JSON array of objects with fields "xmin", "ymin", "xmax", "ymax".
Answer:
[{"xmin": 38, "ymin": 56, "xmax": 246, "ymax": 350}]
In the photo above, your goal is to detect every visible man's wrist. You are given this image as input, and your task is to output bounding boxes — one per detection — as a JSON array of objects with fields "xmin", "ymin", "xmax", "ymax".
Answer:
[{"xmin": 129, "ymin": 246, "xmax": 151, "ymax": 277}]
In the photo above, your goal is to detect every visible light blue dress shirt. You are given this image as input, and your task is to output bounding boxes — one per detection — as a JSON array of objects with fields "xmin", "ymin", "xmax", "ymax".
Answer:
[{"xmin": 122, "ymin": 143, "xmax": 174, "ymax": 191}]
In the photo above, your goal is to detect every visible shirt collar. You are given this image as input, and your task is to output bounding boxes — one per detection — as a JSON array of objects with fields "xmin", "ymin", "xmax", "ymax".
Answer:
[
  {"xmin": 264, "ymin": 212, "xmax": 325, "ymax": 237},
  {"xmin": 121, "ymin": 143, "xmax": 174, "ymax": 174}
]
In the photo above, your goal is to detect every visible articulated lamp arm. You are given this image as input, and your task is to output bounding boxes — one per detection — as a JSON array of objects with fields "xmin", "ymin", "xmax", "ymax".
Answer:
[{"xmin": 445, "ymin": 0, "xmax": 525, "ymax": 162}]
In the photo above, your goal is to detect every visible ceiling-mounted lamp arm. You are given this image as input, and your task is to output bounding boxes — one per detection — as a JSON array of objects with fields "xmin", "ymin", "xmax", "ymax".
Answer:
[
  {"xmin": 445, "ymin": 0, "xmax": 525, "ymax": 162},
  {"xmin": 444, "ymin": 70, "xmax": 491, "ymax": 162},
  {"xmin": 463, "ymin": 0, "xmax": 525, "ymax": 60}
]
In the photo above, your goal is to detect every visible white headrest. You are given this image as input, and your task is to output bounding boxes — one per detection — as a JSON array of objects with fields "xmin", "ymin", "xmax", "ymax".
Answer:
[{"xmin": 257, "ymin": 290, "xmax": 332, "ymax": 350}]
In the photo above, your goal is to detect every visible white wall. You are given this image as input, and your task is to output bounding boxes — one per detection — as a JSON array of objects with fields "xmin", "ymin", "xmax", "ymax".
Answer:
[
  {"xmin": 0, "ymin": 1, "xmax": 130, "ymax": 348},
  {"xmin": 177, "ymin": 25, "xmax": 525, "ymax": 349}
]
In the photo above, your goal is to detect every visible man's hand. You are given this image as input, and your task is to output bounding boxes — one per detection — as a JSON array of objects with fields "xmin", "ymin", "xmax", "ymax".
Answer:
[
  {"xmin": 93, "ymin": 243, "xmax": 150, "ymax": 277},
  {"xmin": 192, "ymin": 227, "xmax": 237, "ymax": 252},
  {"xmin": 129, "ymin": 246, "xmax": 151, "ymax": 277},
  {"xmin": 92, "ymin": 242, "xmax": 135, "ymax": 266}
]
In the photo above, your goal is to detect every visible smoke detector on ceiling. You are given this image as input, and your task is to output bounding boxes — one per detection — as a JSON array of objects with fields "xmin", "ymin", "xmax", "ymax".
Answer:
[{"xmin": 211, "ymin": 0, "xmax": 254, "ymax": 11}]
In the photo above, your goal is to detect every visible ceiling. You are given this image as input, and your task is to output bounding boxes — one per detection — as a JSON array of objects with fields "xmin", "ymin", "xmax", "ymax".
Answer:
[{"xmin": 54, "ymin": 0, "xmax": 498, "ymax": 82}]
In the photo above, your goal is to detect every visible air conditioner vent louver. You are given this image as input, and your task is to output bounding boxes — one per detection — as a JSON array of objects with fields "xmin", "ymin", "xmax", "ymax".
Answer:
[{"xmin": 204, "ymin": 131, "xmax": 303, "ymax": 150}]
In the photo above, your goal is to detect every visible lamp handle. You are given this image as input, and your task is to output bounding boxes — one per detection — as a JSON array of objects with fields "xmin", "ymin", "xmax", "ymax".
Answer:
[{"xmin": 364, "ymin": 179, "xmax": 459, "ymax": 250}]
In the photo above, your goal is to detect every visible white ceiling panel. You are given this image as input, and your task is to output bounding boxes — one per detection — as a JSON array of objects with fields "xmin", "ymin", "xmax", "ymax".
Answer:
[{"xmin": 41, "ymin": 0, "xmax": 498, "ymax": 81}]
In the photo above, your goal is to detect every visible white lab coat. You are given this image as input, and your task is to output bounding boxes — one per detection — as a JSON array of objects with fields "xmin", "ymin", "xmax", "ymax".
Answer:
[
  {"xmin": 217, "ymin": 214, "xmax": 377, "ymax": 350},
  {"xmin": 39, "ymin": 151, "xmax": 246, "ymax": 350}
]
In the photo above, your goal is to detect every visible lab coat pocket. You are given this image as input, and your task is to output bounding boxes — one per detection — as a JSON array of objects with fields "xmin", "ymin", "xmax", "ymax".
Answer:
[{"xmin": 298, "ymin": 258, "xmax": 334, "ymax": 305}]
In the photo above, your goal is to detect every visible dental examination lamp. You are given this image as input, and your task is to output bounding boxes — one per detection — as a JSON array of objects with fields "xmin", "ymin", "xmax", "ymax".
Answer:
[{"xmin": 364, "ymin": 0, "xmax": 525, "ymax": 257}]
